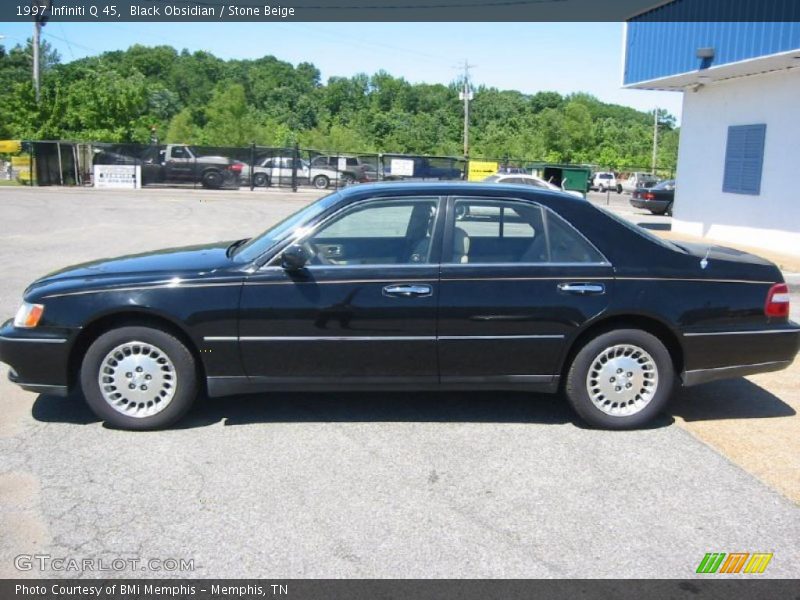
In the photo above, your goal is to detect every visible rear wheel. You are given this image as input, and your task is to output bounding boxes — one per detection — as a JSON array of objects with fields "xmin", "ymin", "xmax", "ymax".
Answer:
[
  {"xmin": 80, "ymin": 326, "xmax": 198, "ymax": 430},
  {"xmin": 312, "ymin": 174, "xmax": 330, "ymax": 189},
  {"xmin": 253, "ymin": 172, "xmax": 268, "ymax": 187},
  {"xmin": 201, "ymin": 169, "xmax": 223, "ymax": 189},
  {"xmin": 564, "ymin": 329, "xmax": 674, "ymax": 429},
  {"xmin": 665, "ymin": 201, "xmax": 673, "ymax": 216}
]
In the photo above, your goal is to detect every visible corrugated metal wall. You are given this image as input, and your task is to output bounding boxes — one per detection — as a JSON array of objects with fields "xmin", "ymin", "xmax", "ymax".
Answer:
[{"xmin": 624, "ymin": 1, "xmax": 800, "ymax": 85}]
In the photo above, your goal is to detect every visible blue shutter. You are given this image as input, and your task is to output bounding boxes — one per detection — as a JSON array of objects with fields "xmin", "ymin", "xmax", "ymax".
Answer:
[{"xmin": 723, "ymin": 124, "xmax": 766, "ymax": 195}]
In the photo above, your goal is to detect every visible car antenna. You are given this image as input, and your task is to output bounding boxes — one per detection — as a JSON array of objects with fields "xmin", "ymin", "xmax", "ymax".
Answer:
[{"xmin": 700, "ymin": 247, "xmax": 711, "ymax": 270}]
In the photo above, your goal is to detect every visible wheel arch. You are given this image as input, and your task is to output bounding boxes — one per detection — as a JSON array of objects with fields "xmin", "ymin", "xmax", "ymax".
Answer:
[
  {"xmin": 559, "ymin": 313, "xmax": 684, "ymax": 386},
  {"xmin": 67, "ymin": 309, "xmax": 206, "ymax": 393}
]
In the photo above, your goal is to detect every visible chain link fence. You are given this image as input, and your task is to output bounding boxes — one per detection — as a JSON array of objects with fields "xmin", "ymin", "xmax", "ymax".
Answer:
[{"xmin": 18, "ymin": 140, "xmax": 673, "ymax": 191}]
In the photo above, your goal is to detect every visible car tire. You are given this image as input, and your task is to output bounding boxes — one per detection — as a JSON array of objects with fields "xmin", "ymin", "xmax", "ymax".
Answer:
[
  {"xmin": 313, "ymin": 175, "xmax": 330, "ymax": 189},
  {"xmin": 616, "ymin": 184, "xmax": 623, "ymax": 194},
  {"xmin": 201, "ymin": 169, "xmax": 223, "ymax": 189},
  {"xmin": 564, "ymin": 328, "xmax": 675, "ymax": 430},
  {"xmin": 80, "ymin": 326, "xmax": 199, "ymax": 430},
  {"xmin": 253, "ymin": 172, "xmax": 268, "ymax": 187},
  {"xmin": 665, "ymin": 202, "xmax": 673, "ymax": 216}
]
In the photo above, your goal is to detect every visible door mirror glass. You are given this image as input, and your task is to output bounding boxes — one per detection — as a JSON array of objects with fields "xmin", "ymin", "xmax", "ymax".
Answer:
[{"xmin": 281, "ymin": 244, "xmax": 310, "ymax": 270}]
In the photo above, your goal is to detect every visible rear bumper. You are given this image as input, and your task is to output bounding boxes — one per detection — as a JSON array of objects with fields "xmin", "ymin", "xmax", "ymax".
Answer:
[
  {"xmin": 681, "ymin": 324, "xmax": 800, "ymax": 386},
  {"xmin": 683, "ymin": 359, "xmax": 793, "ymax": 386},
  {"xmin": 630, "ymin": 198, "xmax": 669, "ymax": 211},
  {"xmin": 0, "ymin": 320, "xmax": 73, "ymax": 395}
]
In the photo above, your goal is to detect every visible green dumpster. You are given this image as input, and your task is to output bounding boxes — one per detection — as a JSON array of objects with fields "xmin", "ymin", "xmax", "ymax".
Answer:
[{"xmin": 526, "ymin": 162, "xmax": 591, "ymax": 197}]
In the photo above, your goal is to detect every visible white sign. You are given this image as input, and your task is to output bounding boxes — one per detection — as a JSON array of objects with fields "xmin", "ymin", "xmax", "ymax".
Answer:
[
  {"xmin": 337, "ymin": 157, "xmax": 348, "ymax": 172},
  {"xmin": 94, "ymin": 165, "xmax": 141, "ymax": 189},
  {"xmin": 390, "ymin": 158, "xmax": 415, "ymax": 177}
]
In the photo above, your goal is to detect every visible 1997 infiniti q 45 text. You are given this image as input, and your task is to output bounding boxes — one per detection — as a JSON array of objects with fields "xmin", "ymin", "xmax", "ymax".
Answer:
[{"xmin": 1, "ymin": 183, "xmax": 798, "ymax": 430}]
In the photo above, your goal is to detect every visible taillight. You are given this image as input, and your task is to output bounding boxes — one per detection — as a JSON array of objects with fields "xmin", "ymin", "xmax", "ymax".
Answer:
[
  {"xmin": 765, "ymin": 283, "xmax": 790, "ymax": 318},
  {"xmin": 643, "ymin": 192, "xmax": 655, "ymax": 200},
  {"xmin": 229, "ymin": 163, "xmax": 243, "ymax": 173}
]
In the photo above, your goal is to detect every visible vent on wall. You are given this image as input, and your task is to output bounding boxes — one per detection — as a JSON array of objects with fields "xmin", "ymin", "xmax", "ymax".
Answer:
[{"xmin": 722, "ymin": 124, "xmax": 766, "ymax": 195}]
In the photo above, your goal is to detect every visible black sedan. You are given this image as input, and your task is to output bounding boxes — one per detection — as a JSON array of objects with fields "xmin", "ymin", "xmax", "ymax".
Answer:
[
  {"xmin": 1, "ymin": 183, "xmax": 798, "ymax": 430},
  {"xmin": 630, "ymin": 179, "xmax": 675, "ymax": 215}
]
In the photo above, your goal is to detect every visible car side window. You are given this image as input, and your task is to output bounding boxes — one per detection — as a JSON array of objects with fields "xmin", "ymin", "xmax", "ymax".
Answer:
[
  {"xmin": 448, "ymin": 198, "xmax": 605, "ymax": 265},
  {"xmin": 303, "ymin": 198, "xmax": 439, "ymax": 266}
]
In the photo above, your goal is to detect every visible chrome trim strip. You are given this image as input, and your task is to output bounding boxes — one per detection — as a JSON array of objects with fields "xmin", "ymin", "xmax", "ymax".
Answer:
[
  {"xmin": 683, "ymin": 329, "xmax": 800, "ymax": 337},
  {"xmin": 443, "ymin": 276, "xmax": 615, "ymax": 282},
  {"xmin": 441, "ymin": 262, "xmax": 610, "ymax": 268},
  {"xmin": 0, "ymin": 336, "xmax": 67, "ymax": 344},
  {"xmin": 240, "ymin": 335, "xmax": 436, "ymax": 342},
  {"xmin": 245, "ymin": 278, "xmax": 432, "ymax": 286},
  {"xmin": 212, "ymin": 334, "xmax": 565, "ymax": 342},
  {"xmin": 439, "ymin": 334, "xmax": 565, "ymax": 340},
  {"xmin": 616, "ymin": 277, "xmax": 774, "ymax": 285},
  {"xmin": 42, "ymin": 281, "xmax": 242, "ymax": 299}
]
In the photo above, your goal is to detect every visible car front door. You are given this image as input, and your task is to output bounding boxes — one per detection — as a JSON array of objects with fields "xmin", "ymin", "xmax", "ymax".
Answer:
[
  {"xmin": 438, "ymin": 196, "xmax": 614, "ymax": 388},
  {"xmin": 238, "ymin": 196, "xmax": 444, "ymax": 385}
]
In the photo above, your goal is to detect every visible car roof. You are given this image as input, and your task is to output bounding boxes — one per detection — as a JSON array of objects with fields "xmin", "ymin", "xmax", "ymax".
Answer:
[{"xmin": 335, "ymin": 181, "xmax": 583, "ymax": 206}]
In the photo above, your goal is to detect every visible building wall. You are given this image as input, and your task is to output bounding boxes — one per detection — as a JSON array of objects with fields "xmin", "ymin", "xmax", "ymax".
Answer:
[
  {"xmin": 672, "ymin": 68, "xmax": 800, "ymax": 256},
  {"xmin": 624, "ymin": 19, "xmax": 800, "ymax": 86}
]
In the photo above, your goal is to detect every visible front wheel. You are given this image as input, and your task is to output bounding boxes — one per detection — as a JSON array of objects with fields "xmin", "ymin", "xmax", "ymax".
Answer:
[
  {"xmin": 253, "ymin": 172, "xmax": 268, "ymax": 187},
  {"xmin": 564, "ymin": 329, "xmax": 674, "ymax": 429},
  {"xmin": 80, "ymin": 326, "xmax": 198, "ymax": 430}
]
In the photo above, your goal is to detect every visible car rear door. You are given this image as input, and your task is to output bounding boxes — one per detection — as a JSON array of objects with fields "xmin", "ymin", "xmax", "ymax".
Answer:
[{"xmin": 438, "ymin": 195, "xmax": 614, "ymax": 388}]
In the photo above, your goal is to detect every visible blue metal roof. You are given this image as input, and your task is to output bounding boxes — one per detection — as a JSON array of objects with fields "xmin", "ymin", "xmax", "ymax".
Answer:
[{"xmin": 625, "ymin": 2, "xmax": 800, "ymax": 85}]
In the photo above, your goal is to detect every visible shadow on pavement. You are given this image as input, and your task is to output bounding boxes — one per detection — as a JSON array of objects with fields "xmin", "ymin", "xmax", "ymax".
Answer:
[
  {"xmin": 33, "ymin": 377, "xmax": 789, "ymax": 429},
  {"xmin": 669, "ymin": 378, "xmax": 795, "ymax": 421},
  {"xmin": 32, "ymin": 389, "xmax": 677, "ymax": 430},
  {"xmin": 636, "ymin": 221, "xmax": 671, "ymax": 231}
]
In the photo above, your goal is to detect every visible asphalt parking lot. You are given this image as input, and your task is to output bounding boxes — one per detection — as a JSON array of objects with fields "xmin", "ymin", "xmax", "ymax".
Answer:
[{"xmin": 0, "ymin": 186, "xmax": 798, "ymax": 579}]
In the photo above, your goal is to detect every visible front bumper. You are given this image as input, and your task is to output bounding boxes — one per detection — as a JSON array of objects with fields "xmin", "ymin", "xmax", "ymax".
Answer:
[{"xmin": 0, "ymin": 320, "xmax": 72, "ymax": 396}]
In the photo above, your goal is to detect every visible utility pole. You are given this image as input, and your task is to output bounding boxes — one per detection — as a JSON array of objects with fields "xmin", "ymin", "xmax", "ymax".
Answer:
[
  {"xmin": 458, "ymin": 60, "xmax": 475, "ymax": 159},
  {"xmin": 32, "ymin": 0, "xmax": 50, "ymax": 103},
  {"xmin": 651, "ymin": 107, "xmax": 659, "ymax": 175}
]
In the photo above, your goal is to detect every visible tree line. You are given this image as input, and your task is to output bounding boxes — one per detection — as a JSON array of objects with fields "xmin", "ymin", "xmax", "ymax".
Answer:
[{"xmin": 0, "ymin": 41, "xmax": 679, "ymax": 170}]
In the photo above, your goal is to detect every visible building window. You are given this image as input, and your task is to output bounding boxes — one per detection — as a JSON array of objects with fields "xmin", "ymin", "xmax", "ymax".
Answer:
[{"xmin": 722, "ymin": 124, "xmax": 766, "ymax": 195}]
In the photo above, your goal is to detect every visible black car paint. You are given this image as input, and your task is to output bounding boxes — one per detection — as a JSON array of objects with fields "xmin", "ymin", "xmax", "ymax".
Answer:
[
  {"xmin": 630, "ymin": 181, "xmax": 675, "ymax": 214},
  {"xmin": 1, "ymin": 182, "xmax": 798, "ymax": 399}
]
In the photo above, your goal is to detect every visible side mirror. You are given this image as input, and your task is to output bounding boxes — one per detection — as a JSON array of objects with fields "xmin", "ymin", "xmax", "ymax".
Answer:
[{"xmin": 281, "ymin": 244, "xmax": 310, "ymax": 271}]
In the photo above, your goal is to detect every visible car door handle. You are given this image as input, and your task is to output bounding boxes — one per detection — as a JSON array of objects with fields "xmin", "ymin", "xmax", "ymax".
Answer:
[
  {"xmin": 557, "ymin": 282, "xmax": 606, "ymax": 295},
  {"xmin": 382, "ymin": 284, "xmax": 432, "ymax": 298}
]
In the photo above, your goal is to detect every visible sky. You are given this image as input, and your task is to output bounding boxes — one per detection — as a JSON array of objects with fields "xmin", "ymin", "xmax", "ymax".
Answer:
[{"xmin": 0, "ymin": 21, "xmax": 684, "ymax": 120}]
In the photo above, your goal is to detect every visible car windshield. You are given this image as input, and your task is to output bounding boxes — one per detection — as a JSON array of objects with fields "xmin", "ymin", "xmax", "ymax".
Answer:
[
  {"xmin": 599, "ymin": 174, "xmax": 613, "ymax": 179},
  {"xmin": 232, "ymin": 193, "xmax": 342, "ymax": 262},
  {"xmin": 653, "ymin": 180, "xmax": 675, "ymax": 190},
  {"xmin": 593, "ymin": 204, "xmax": 684, "ymax": 252}
]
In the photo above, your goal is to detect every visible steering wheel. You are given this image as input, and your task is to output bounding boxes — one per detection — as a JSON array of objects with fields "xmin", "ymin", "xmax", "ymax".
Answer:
[{"xmin": 301, "ymin": 240, "xmax": 335, "ymax": 265}]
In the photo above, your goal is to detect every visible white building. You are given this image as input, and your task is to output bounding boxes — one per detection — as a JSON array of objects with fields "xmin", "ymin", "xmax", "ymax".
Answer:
[{"xmin": 623, "ymin": 6, "xmax": 800, "ymax": 256}]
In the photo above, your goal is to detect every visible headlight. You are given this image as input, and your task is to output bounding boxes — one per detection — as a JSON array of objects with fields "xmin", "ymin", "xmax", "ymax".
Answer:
[{"xmin": 14, "ymin": 302, "xmax": 44, "ymax": 328}]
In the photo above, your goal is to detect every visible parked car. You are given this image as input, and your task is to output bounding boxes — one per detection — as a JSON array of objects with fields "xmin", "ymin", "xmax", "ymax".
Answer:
[
  {"xmin": 309, "ymin": 155, "xmax": 376, "ymax": 184},
  {"xmin": 239, "ymin": 156, "xmax": 345, "ymax": 189},
  {"xmin": 621, "ymin": 172, "xmax": 659, "ymax": 194},
  {"xmin": 630, "ymin": 179, "xmax": 675, "ymax": 215},
  {"xmin": 2, "ymin": 182, "xmax": 797, "ymax": 431},
  {"xmin": 591, "ymin": 172, "xmax": 622, "ymax": 193},
  {"xmin": 483, "ymin": 173, "xmax": 584, "ymax": 198},
  {"xmin": 93, "ymin": 145, "xmax": 242, "ymax": 189}
]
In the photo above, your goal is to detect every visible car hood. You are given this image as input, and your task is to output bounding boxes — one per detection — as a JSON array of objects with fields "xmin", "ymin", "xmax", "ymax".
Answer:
[{"xmin": 26, "ymin": 241, "xmax": 238, "ymax": 295}]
